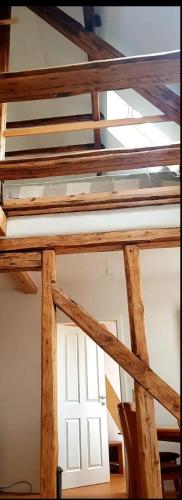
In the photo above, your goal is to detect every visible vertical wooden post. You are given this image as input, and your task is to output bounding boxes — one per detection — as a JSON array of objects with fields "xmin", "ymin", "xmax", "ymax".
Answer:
[
  {"xmin": 0, "ymin": 6, "xmax": 11, "ymax": 160},
  {"xmin": 41, "ymin": 250, "xmax": 57, "ymax": 498},
  {"xmin": 123, "ymin": 245, "xmax": 162, "ymax": 498}
]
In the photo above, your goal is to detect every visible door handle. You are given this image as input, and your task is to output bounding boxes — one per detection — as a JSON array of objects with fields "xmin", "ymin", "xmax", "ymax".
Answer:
[{"xmin": 99, "ymin": 395, "xmax": 106, "ymax": 406}]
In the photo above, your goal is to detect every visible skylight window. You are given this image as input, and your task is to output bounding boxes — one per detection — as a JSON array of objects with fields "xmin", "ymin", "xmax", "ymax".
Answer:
[
  {"xmin": 106, "ymin": 90, "xmax": 173, "ymax": 147},
  {"xmin": 106, "ymin": 90, "xmax": 180, "ymax": 172}
]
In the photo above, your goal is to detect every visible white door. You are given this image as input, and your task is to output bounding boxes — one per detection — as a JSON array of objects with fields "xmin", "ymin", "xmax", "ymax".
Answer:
[{"xmin": 57, "ymin": 324, "xmax": 110, "ymax": 489}]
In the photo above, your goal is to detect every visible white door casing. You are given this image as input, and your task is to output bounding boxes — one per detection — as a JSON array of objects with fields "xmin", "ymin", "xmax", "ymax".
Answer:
[{"xmin": 57, "ymin": 324, "xmax": 110, "ymax": 489}]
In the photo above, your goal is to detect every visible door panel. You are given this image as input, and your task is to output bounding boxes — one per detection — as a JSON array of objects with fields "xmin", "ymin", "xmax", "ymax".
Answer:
[{"xmin": 57, "ymin": 324, "xmax": 110, "ymax": 489}]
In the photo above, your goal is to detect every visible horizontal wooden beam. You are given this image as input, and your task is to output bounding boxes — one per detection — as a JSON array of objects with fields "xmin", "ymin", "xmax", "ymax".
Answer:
[
  {"xmin": 5, "ymin": 114, "xmax": 169, "ymax": 137},
  {"xmin": 0, "ymin": 228, "xmax": 179, "ymax": 255},
  {"xmin": 0, "ymin": 251, "xmax": 42, "ymax": 271},
  {"xmin": 3, "ymin": 186, "xmax": 180, "ymax": 217},
  {"xmin": 0, "ymin": 144, "xmax": 179, "ymax": 180},
  {"xmin": 0, "ymin": 51, "xmax": 179, "ymax": 103},
  {"xmin": 6, "ymin": 113, "xmax": 104, "ymax": 130},
  {"xmin": 0, "ymin": 18, "xmax": 18, "ymax": 26},
  {"xmin": 52, "ymin": 285, "xmax": 180, "ymax": 419},
  {"xmin": 28, "ymin": 6, "xmax": 180, "ymax": 124},
  {"xmin": 9, "ymin": 271, "xmax": 38, "ymax": 293},
  {"xmin": 5, "ymin": 143, "xmax": 102, "ymax": 159},
  {"xmin": 0, "ymin": 206, "xmax": 7, "ymax": 235}
]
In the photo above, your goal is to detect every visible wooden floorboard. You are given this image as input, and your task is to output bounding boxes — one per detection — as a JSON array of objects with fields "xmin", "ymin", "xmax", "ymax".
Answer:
[{"xmin": 62, "ymin": 474, "xmax": 127, "ymax": 499}]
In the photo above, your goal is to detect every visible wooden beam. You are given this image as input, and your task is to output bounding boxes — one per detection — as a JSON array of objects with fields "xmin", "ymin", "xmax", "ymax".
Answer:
[
  {"xmin": 5, "ymin": 143, "xmax": 102, "ymax": 159},
  {"xmin": 41, "ymin": 250, "xmax": 57, "ymax": 499},
  {"xmin": 0, "ymin": 144, "xmax": 179, "ymax": 180},
  {"xmin": 123, "ymin": 245, "xmax": 162, "ymax": 498},
  {"xmin": 0, "ymin": 228, "xmax": 179, "ymax": 254},
  {"xmin": 6, "ymin": 113, "xmax": 104, "ymax": 130},
  {"xmin": 27, "ymin": 6, "xmax": 180, "ymax": 124},
  {"xmin": 0, "ymin": 51, "xmax": 180, "ymax": 103},
  {"xmin": 105, "ymin": 376, "xmax": 122, "ymax": 432},
  {"xmin": 83, "ymin": 6, "xmax": 95, "ymax": 32},
  {"xmin": 0, "ymin": 251, "xmax": 42, "ymax": 271},
  {"xmin": 52, "ymin": 285, "xmax": 180, "ymax": 419},
  {"xmin": 0, "ymin": 18, "xmax": 18, "ymax": 26},
  {"xmin": 3, "ymin": 186, "xmax": 180, "ymax": 217},
  {"xmin": 5, "ymin": 114, "xmax": 169, "ymax": 137},
  {"xmin": 139, "ymin": 86, "xmax": 180, "ymax": 125},
  {"xmin": 0, "ymin": 206, "xmax": 7, "ymax": 235},
  {"xmin": 9, "ymin": 271, "xmax": 38, "ymax": 293},
  {"xmin": 0, "ymin": 6, "xmax": 11, "ymax": 159}
]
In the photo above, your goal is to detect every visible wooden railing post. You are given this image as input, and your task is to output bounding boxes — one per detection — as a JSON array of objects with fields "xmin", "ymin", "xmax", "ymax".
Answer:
[
  {"xmin": 41, "ymin": 250, "xmax": 57, "ymax": 498},
  {"xmin": 123, "ymin": 245, "xmax": 162, "ymax": 498}
]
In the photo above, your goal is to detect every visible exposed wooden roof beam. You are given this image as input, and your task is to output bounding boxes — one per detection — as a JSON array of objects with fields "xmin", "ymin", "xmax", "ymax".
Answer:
[
  {"xmin": 3, "ymin": 186, "xmax": 180, "ymax": 217},
  {"xmin": 5, "ymin": 143, "xmax": 102, "ymax": 159},
  {"xmin": 6, "ymin": 113, "xmax": 104, "ymax": 130},
  {"xmin": 0, "ymin": 144, "xmax": 179, "ymax": 180},
  {"xmin": 83, "ymin": 6, "xmax": 95, "ymax": 32},
  {"xmin": 0, "ymin": 51, "xmax": 179, "ymax": 103},
  {"xmin": 27, "ymin": 6, "xmax": 180, "ymax": 124},
  {"xmin": 0, "ymin": 228, "xmax": 179, "ymax": 255},
  {"xmin": 0, "ymin": 251, "xmax": 42, "ymax": 271},
  {"xmin": 9, "ymin": 271, "xmax": 38, "ymax": 294},
  {"xmin": 5, "ymin": 114, "xmax": 169, "ymax": 137}
]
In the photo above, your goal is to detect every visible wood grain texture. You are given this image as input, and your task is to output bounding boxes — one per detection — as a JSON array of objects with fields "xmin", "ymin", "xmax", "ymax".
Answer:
[
  {"xmin": 9, "ymin": 271, "xmax": 38, "ymax": 293},
  {"xmin": 0, "ymin": 6, "xmax": 11, "ymax": 159},
  {"xmin": 27, "ymin": 6, "xmax": 180, "ymax": 124},
  {"xmin": 52, "ymin": 285, "xmax": 180, "ymax": 419},
  {"xmin": 41, "ymin": 251, "xmax": 57, "ymax": 499},
  {"xmin": 6, "ymin": 113, "xmax": 104, "ymax": 130},
  {"xmin": 105, "ymin": 376, "xmax": 122, "ymax": 432},
  {"xmin": 0, "ymin": 206, "xmax": 7, "ymax": 235},
  {"xmin": 123, "ymin": 245, "xmax": 162, "ymax": 498},
  {"xmin": 0, "ymin": 251, "xmax": 41, "ymax": 271},
  {"xmin": 5, "ymin": 143, "xmax": 100, "ymax": 159},
  {"xmin": 1, "ymin": 144, "xmax": 179, "ymax": 180},
  {"xmin": 3, "ymin": 186, "xmax": 180, "ymax": 217},
  {"xmin": 0, "ymin": 228, "xmax": 179, "ymax": 254},
  {"xmin": 0, "ymin": 51, "xmax": 180, "ymax": 103},
  {"xmin": 5, "ymin": 114, "xmax": 169, "ymax": 137}
]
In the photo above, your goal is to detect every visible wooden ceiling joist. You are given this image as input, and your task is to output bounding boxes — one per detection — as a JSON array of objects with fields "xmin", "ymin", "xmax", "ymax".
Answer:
[
  {"xmin": 27, "ymin": 6, "xmax": 180, "ymax": 124},
  {"xmin": 6, "ymin": 112, "xmax": 104, "ymax": 130},
  {"xmin": 3, "ymin": 186, "xmax": 180, "ymax": 217},
  {"xmin": 0, "ymin": 251, "xmax": 42, "ymax": 271},
  {"xmin": 52, "ymin": 284, "xmax": 179, "ymax": 419},
  {"xmin": 5, "ymin": 114, "xmax": 169, "ymax": 137},
  {"xmin": 5, "ymin": 143, "xmax": 102, "ymax": 159},
  {"xmin": 0, "ymin": 144, "xmax": 179, "ymax": 180},
  {"xmin": 0, "ymin": 228, "xmax": 179, "ymax": 255},
  {"xmin": 0, "ymin": 51, "xmax": 179, "ymax": 103},
  {"xmin": 9, "ymin": 271, "xmax": 38, "ymax": 294}
]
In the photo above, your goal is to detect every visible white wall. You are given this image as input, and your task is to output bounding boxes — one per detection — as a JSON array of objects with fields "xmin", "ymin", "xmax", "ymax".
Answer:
[{"xmin": 0, "ymin": 277, "xmax": 41, "ymax": 493}]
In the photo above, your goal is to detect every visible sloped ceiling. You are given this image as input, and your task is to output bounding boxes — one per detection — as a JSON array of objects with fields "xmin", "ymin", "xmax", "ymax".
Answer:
[{"xmin": 6, "ymin": 6, "xmax": 180, "ymax": 153}]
